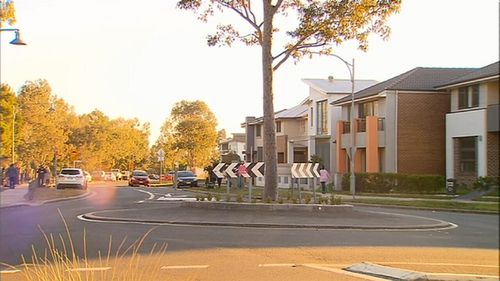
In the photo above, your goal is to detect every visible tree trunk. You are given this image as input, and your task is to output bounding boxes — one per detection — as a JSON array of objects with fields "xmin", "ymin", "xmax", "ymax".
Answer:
[{"xmin": 262, "ymin": 1, "xmax": 277, "ymax": 201}]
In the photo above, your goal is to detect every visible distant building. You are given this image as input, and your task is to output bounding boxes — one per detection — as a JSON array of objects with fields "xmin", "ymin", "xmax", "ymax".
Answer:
[
  {"xmin": 302, "ymin": 78, "xmax": 377, "ymax": 174},
  {"xmin": 219, "ymin": 133, "xmax": 246, "ymax": 162}
]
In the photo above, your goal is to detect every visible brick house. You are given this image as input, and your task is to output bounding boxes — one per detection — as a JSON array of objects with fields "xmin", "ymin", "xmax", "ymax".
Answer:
[
  {"xmin": 331, "ymin": 67, "xmax": 476, "ymax": 187},
  {"xmin": 436, "ymin": 62, "xmax": 499, "ymax": 185}
]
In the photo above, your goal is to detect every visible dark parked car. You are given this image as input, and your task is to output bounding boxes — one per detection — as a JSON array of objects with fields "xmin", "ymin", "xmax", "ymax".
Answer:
[
  {"xmin": 128, "ymin": 170, "xmax": 150, "ymax": 187},
  {"xmin": 176, "ymin": 171, "xmax": 198, "ymax": 187}
]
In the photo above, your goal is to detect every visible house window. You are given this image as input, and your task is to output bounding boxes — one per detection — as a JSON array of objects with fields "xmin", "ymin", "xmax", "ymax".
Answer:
[
  {"xmin": 276, "ymin": 121, "xmax": 282, "ymax": 133},
  {"xmin": 257, "ymin": 147, "xmax": 263, "ymax": 162},
  {"xmin": 256, "ymin": 124, "xmax": 261, "ymax": 137},
  {"xmin": 358, "ymin": 101, "xmax": 378, "ymax": 118},
  {"xmin": 471, "ymin": 85, "xmax": 479, "ymax": 107},
  {"xmin": 459, "ymin": 137, "xmax": 476, "ymax": 173},
  {"xmin": 458, "ymin": 85, "xmax": 480, "ymax": 109},
  {"xmin": 277, "ymin": 152, "xmax": 285, "ymax": 163},
  {"xmin": 316, "ymin": 100, "xmax": 328, "ymax": 135},
  {"xmin": 458, "ymin": 87, "xmax": 468, "ymax": 109}
]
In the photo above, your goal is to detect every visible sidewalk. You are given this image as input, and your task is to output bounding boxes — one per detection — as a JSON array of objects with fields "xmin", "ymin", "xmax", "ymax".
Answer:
[{"xmin": 0, "ymin": 183, "xmax": 32, "ymax": 208}]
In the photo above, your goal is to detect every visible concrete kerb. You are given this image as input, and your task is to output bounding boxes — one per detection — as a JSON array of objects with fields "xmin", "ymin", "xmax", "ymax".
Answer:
[{"xmin": 347, "ymin": 202, "xmax": 499, "ymax": 215}]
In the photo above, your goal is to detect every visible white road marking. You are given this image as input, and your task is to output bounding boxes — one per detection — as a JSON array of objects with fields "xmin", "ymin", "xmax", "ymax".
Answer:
[
  {"xmin": 134, "ymin": 189, "xmax": 155, "ymax": 200},
  {"xmin": 0, "ymin": 269, "xmax": 21, "ymax": 274},
  {"xmin": 66, "ymin": 267, "xmax": 111, "ymax": 272},
  {"xmin": 157, "ymin": 197, "xmax": 196, "ymax": 201},
  {"xmin": 161, "ymin": 265, "xmax": 209, "ymax": 270},
  {"xmin": 258, "ymin": 264, "xmax": 297, "ymax": 267}
]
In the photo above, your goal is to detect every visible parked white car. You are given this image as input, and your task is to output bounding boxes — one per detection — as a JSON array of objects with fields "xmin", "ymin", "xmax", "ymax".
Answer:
[
  {"xmin": 57, "ymin": 168, "xmax": 87, "ymax": 190},
  {"xmin": 111, "ymin": 169, "xmax": 123, "ymax": 180},
  {"xmin": 104, "ymin": 172, "xmax": 116, "ymax": 181}
]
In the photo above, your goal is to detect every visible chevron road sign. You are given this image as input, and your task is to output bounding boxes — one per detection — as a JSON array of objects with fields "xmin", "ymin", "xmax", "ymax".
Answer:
[
  {"xmin": 291, "ymin": 163, "xmax": 321, "ymax": 178},
  {"xmin": 211, "ymin": 162, "xmax": 265, "ymax": 178},
  {"xmin": 212, "ymin": 163, "xmax": 226, "ymax": 178}
]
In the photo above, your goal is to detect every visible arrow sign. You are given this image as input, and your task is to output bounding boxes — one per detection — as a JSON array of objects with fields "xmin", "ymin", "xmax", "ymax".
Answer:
[
  {"xmin": 213, "ymin": 163, "xmax": 226, "ymax": 179},
  {"xmin": 250, "ymin": 162, "xmax": 265, "ymax": 177},
  {"xmin": 304, "ymin": 163, "xmax": 314, "ymax": 178},
  {"xmin": 225, "ymin": 163, "xmax": 239, "ymax": 178},
  {"xmin": 298, "ymin": 163, "xmax": 307, "ymax": 178},
  {"xmin": 312, "ymin": 163, "xmax": 320, "ymax": 178},
  {"xmin": 291, "ymin": 163, "xmax": 300, "ymax": 178}
]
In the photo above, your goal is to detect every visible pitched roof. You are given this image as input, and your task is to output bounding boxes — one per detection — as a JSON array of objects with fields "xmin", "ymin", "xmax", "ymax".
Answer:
[
  {"xmin": 333, "ymin": 67, "xmax": 477, "ymax": 104},
  {"xmin": 302, "ymin": 79, "xmax": 377, "ymax": 94},
  {"xmin": 275, "ymin": 104, "xmax": 308, "ymax": 119},
  {"xmin": 241, "ymin": 104, "xmax": 307, "ymax": 127},
  {"xmin": 436, "ymin": 61, "xmax": 499, "ymax": 88}
]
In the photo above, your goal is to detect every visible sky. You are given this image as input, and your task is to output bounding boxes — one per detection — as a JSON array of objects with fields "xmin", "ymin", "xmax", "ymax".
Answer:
[{"xmin": 1, "ymin": 0, "xmax": 498, "ymax": 144}]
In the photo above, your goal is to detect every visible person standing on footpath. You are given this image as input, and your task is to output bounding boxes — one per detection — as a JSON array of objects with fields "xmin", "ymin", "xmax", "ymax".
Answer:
[
  {"xmin": 6, "ymin": 164, "xmax": 19, "ymax": 189},
  {"xmin": 36, "ymin": 165, "xmax": 46, "ymax": 187},
  {"xmin": 319, "ymin": 165, "xmax": 330, "ymax": 194}
]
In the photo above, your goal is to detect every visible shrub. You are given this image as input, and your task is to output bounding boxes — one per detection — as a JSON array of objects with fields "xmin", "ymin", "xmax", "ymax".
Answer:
[
  {"xmin": 251, "ymin": 198, "xmax": 257, "ymax": 204},
  {"xmin": 278, "ymin": 197, "xmax": 284, "ymax": 204},
  {"xmin": 264, "ymin": 197, "xmax": 272, "ymax": 204},
  {"xmin": 236, "ymin": 194, "xmax": 244, "ymax": 203},
  {"xmin": 214, "ymin": 194, "xmax": 221, "ymax": 201},
  {"xmin": 304, "ymin": 194, "xmax": 311, "ymax": 204},
  {"xmin": 225, "ymin": 194, "xmax": 231, "ymax": 202},
  {"xmin": 206, "ymin": 193, "xmax": 213, "ymax": 201},
  {"xmin": 292, "ymin": 198, "xmax": 298, "ymax": 204},
  {"xmin": 342, "ymin": 173, "xmax": 446, "ymax": 194},
  {"xmin": 473, "ymin": 176, "xmax": 500, "ymax": 190}
]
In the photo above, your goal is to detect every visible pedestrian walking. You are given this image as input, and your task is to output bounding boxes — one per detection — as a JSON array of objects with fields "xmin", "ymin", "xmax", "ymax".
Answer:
[
  {"xmin": 237, "ymin": 162, "xmax": 247, "ymax": 188},
  {"xmin": 6, "ymin": 164, "xmax": 19, "ymax": 189},
  {"xmin": 319, "ymin": 165, "xmax": 330, "ymax": 194}
]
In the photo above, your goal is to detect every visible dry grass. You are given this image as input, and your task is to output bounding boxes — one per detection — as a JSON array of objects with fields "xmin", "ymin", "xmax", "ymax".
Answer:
[{"xmin": 1, "ymin": 210, "xmax": 169, "ymax": 281}]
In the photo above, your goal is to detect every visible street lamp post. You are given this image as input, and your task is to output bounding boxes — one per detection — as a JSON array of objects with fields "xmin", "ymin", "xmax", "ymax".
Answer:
[
  {"xmin": 322, "ymin": 53, "xmax": 356, "ymax": 199},
  {"xmin": 0, "ymin": 28, "xmax": 26, "ymax": 164}
]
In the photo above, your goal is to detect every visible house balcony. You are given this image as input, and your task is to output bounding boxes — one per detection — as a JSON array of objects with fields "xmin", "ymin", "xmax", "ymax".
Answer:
[{"xmin": 338, "ymin": 117, "xmax": 385, "ymax": 149}]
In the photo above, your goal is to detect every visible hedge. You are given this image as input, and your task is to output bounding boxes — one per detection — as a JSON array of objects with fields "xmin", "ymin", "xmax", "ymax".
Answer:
[{"xmin": 341, "ymin": 173, "xmax": 446, "ymax": 194}]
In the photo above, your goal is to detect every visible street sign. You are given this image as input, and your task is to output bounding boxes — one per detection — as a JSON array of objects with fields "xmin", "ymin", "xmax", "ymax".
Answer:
[
  {"xmin": 211, "ymin": 162, "xmax": 265, "ymax": 178},
  {"xmin": 291, "ymin": 163, "xmax": 320, "ymax": 178},
  {"xmin": 212, "ymin": 163, "xmax": 226, "ymax": 179},
  {"xmin": 70, "ymin": 150, "xmax": 78, "ymax": 161}
]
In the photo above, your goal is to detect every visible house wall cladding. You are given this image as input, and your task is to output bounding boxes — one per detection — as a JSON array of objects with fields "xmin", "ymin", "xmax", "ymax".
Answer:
[
  {"xmin": 397, "ymin": 93, "xmax": 449, "ymax": 175},
  {"xmin": 487, "ymin": 132, "xmax": 499, "ymax": 177}
]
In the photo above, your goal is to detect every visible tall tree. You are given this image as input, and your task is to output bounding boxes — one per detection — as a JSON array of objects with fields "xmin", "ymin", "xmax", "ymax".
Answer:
[
  {"xmin": 16, "ymin": 80, "xmax": 78, "ymax": 169},
  {"xmin": 157, "ymin": 100, "xmax": 219, "ymax": 170},
  {"xmin": 0, "ymin": 0, "xmax": 16, "ymax": 27},
  {"xmin": 177, "ymin": 0, "xmax": 401, "ymax": 200},
  {"xmin": 0, "ymin": 84, "xmax": 16, "ymax": 161}
]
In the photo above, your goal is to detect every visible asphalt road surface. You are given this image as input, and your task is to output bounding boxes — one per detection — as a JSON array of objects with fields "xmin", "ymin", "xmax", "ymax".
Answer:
[{"xmin": 0, "ymin": 185, "xmax": 498, "ymax": 280}]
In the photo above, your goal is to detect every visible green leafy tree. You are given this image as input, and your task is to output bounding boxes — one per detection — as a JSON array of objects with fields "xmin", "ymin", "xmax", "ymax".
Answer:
[
  {"xmin": 177, "ymin": 0, "xmax": 401, "ymax": 200},
  {"xmin": 158, "ymin": 100, "xmax": 218, "ymax": 170},
  {"xmin": 0, "ymin": 0, "xmax": 16, "ymax": 27}
]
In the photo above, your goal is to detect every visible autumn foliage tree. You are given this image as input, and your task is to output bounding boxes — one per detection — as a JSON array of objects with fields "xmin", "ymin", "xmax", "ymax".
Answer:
[
  {"xmin": 156, "ymin": 100, "xmax": 219, "ymax": 170},
  {"xmin": 177, "ymin": 0, "xmax": 401, "ymax": 200}
]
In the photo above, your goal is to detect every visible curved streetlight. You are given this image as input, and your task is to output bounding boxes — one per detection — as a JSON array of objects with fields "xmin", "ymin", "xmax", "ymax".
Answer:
[
  {"xmin": 1, "ymin": 28, "xmax": 27, "ymax": 163},
  {"xmin": 314, "ymin": 52, "xmax": 356, "ymax": 199}
]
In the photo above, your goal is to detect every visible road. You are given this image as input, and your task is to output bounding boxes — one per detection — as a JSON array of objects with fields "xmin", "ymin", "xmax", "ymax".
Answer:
[{"xmin": 0, "ymin": 184, "xmax": 498, "ymax": 280}]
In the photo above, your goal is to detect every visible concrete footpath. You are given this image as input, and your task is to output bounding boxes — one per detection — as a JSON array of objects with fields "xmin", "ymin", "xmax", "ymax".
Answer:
[{"xmin": 0, "ymin": 184, "xmax": 33, "ymax": 208}]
